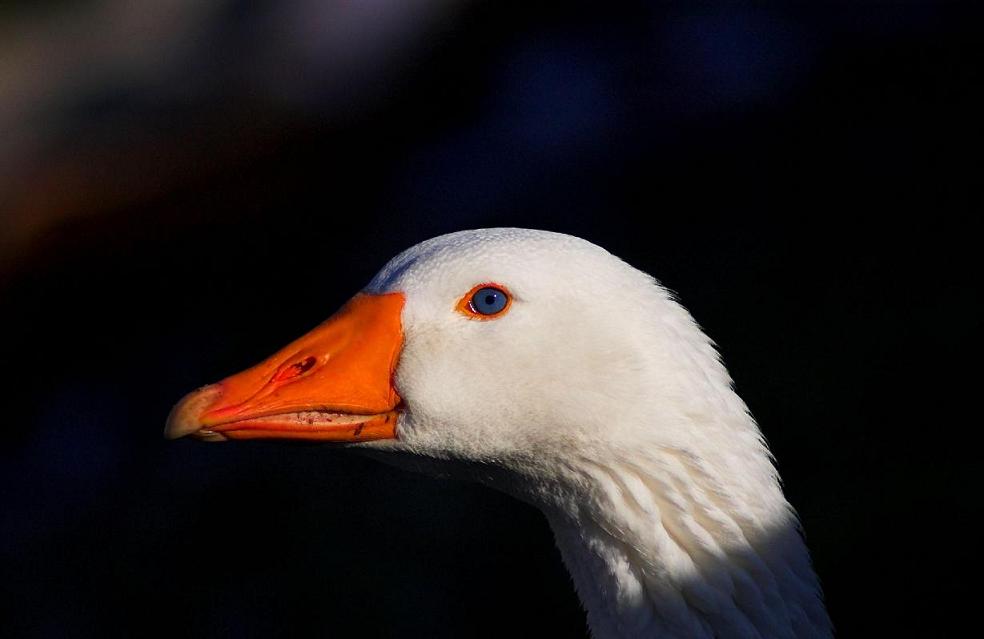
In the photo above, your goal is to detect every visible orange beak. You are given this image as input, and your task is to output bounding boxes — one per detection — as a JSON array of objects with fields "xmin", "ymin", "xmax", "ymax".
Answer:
[{"xmin": 165, "ymin": 292, "xmax": 405, "ymax": 442}]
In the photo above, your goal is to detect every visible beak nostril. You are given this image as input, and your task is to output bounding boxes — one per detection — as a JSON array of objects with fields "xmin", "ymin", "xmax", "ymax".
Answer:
[{"xmin": 273, "ymin": 356, "xmax": 318, "ymax": 383}]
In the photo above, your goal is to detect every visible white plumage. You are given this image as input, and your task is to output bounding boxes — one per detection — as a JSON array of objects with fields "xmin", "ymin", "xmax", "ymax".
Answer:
[{"xmin": 359, "ymin": 228, "xmax": 832, "ymax": 638}]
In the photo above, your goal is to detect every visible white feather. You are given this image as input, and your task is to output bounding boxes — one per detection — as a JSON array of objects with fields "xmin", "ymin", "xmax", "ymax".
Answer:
[{"xmin": 362, "ymin": 228, "xmax": 832, "ymax": 638}]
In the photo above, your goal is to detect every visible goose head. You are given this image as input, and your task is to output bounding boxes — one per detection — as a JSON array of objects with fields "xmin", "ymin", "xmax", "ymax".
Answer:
[{"xmin": 167, "ymin": 228, "xmax": 831, "ymax": 638}]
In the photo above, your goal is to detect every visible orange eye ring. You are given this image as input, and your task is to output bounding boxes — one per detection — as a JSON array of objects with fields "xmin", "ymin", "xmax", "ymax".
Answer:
[{"xmin": 456, "ymin": 283, "xmax": 513, "ymax": 320}]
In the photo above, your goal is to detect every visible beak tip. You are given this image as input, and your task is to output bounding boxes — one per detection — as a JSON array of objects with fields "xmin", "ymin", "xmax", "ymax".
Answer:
[{"xmin": 165, "ymin": 384, "xmax": 223, "ymax": 440}]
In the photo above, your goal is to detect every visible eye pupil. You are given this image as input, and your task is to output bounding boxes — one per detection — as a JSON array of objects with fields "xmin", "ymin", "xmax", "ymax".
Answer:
[{"xmin": 470, "ymin": 286, "xmax": 508, "ymax": 315}]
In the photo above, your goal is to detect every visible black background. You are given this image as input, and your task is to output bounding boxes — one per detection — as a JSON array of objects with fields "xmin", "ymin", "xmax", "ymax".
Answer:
[{"xmin": 0, "ymin": 1, "xmax": 978, "ymax": 637}]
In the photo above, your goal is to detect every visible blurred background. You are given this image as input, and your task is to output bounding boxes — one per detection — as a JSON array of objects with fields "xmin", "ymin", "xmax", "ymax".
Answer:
[{"xmin": 0, "ymin": 1, "xmax": 978, "ymax": 637}]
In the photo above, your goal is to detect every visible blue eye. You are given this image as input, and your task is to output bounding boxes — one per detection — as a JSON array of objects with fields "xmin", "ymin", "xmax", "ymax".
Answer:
[{"xmin": 470, "ymin": 286, "xmax": 509, "ymax": 315}]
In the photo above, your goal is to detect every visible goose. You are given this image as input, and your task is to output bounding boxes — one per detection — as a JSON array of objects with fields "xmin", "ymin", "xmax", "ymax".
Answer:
[{"xmin": 166, "ymin": 228, "xmax": 832, "ymax": 638}]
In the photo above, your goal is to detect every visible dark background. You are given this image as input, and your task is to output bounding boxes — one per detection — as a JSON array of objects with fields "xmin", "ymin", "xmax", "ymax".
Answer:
[{"xmin": 0, "ymin": 1, "xmax": 978, "ymax": 637}]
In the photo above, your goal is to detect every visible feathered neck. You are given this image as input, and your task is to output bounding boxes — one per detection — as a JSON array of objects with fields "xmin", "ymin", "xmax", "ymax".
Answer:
[{"xmin": 538, "ymin": 443, "xmax": 832, "ymax": 639}]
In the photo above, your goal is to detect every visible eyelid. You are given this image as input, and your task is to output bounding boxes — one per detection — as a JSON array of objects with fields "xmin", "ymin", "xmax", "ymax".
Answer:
[{"xmin": 455, "ymin": 282, "xmax": 513, "ymax": 320}]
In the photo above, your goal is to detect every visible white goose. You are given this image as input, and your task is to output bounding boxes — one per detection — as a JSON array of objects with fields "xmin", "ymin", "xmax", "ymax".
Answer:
[{"xmin": 167, "ymin": 228, "xmax": 832, "ymax": 638}]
